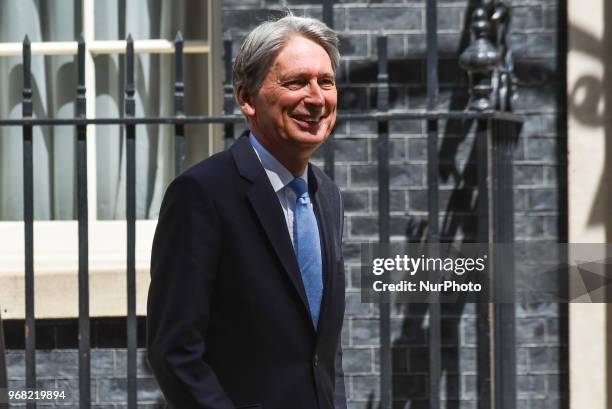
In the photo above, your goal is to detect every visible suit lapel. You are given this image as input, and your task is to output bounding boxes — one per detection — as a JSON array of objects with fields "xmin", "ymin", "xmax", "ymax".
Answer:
[
  {"xmin": 231, "ymin": 137, "xmax": 311, "ymax": 316},
  {"xmin": 310, "ymin": 166, "xmax": 338, "ymax": 337}
]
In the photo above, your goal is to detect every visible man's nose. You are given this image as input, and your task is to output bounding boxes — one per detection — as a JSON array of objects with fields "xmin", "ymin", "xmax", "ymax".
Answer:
[{"xmin": 304, "ymin": 81, "xmax": 325, "ymax": 107}]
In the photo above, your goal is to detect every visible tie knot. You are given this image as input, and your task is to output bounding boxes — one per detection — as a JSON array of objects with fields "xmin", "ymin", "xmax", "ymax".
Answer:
[{"xmin": 288, "ymin": 177, "xmax": 308, "ymax": 198}]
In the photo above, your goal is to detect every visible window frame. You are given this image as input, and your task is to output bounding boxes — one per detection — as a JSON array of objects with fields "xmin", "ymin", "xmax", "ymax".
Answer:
[{"xmin": 0, "ymin": 0, "xmax": 224, "ymax": 319}]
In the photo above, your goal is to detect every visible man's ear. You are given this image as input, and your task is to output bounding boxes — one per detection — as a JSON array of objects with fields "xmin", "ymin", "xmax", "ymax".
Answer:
[{"xmin": 236, "ymin": 86, "xmax": 256, "ymax": 117}]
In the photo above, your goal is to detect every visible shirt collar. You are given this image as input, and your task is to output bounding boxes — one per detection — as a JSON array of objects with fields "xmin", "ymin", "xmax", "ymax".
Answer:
[{"xmin": 249, "ymin": 132, "xmax": 308, "ymax": 193}]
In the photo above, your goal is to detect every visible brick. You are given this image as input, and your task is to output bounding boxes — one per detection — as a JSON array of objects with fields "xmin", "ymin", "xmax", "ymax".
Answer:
[
  {"xmin": 517, "ymin": 319, "xmax": 546, "ymax": 345},
  {"xmin": 515, "ymin": 59, "xmax": 559, "ymax": 85},
  {"xmin": 114, "ymin": 349, "xmax": 154, "ymax": 377},
  {"xmin": 343, "ymin": 348, "xmax": 373, "ymax": 373},
  {"xmin": 346, "ymin": 291, "xmax": 371, "ymax": 317},
  {"xmin": 437, "ymin": 7, "xmax": 463, "ymax": 31},
  {"xmin": 461, "ymin": 319, "xmax": 477, "ymax": 346},
  {"xmin": 339, "ymin": 33, "xmax": 368, "ymax": 57},
  {"xmin": 406, "ymin": 33, "xmax": 426, "ymax": 56},
  {"xmin": 525, "ymin": 138, "xmax": 557, "ymax": 162},
  {"xmin": 55, "ymin": 379, "xmax": 81, "ymax": 404},
  {"xmin": 6, "ymin": 351, "xmax": 24, "ymax": 379},
  {"xmin": 343, "ymin": 242, "xmax": 363, "ymax": 262},
  {"xmin": 302, "ymin": 7, "xmax": 347, "ymax": 31},
  {"xmin": 440, "ymin": 373, "xmax": 460, "ymax": 398},
  {"xmin": 439, "ymin": 59, "xmax": 467, "ymax": 85},
  {"xmin": 91, "ymin": 349, "xmax": 114, "ymax": 377},
  {"xmin": 348, "ymin": 119, "xmax": 377, "ymax": 134},
  {"xmin": 335, "ymin": 164, "xmax": 350, "ymax": 188},
  {"xmin": 437, "ymin": 33, "xmax": 462, "ymax": 56},
  {"xmin": 512, "ymin": 6, "xmax": 544, "ymax": 31},
  {"xmin": 351, "ymin": 375, "xmax": 380, "ymax": 401},
  {"xmin": 390, "ymin": 164, "xmax": 425, "ymax": 187},
  {"xmin": 338, "ymin": 86, "xmax": 369, "ymax": 110},
  {"xmin": 543, "ymin": 7, "xmax": 558, "ymax": 30},
  {"xmin": 513, "ymin": 164, "xmax": 544, "ymax": 186},
  {"xmin": 528, "ymin": 346, "xmax": 554, "ymax": 372},
  {"xmin": 546, "ymin": 374, "xmax": 568, "ymax": 398},
  {"xmin": 526, "ymin": 189, "xmax": 559, "ymax": 212},
  {"xmin": 384, "ymin": 85, "xmax": 409, "ymax": 110},
  {"xmin": 342, "ymin": 321, "xmax": 350, "ymax": 347},
  {"xmin": 36, "ymin": 351, "xmax": 78, "ymax": 379},
  {"xmin": 459, "ymin": 348, "xmax": 477, "ymax": 373},
  {"xmin": 526, "ymin": 33, "xmax": 557, "ymax": 58},
  {"xmin": 407, "ymin": 138, "xmax": 426, "ymax": 161},
  {"xmin": 350, "ymin": 164, "xmax": 378, "ymax": 187},
  {"xmin": 511, "ymin": 33, "xmax": 529, "ymax": 57},
  {"xmin": 335, "ymin": 138, "xmax": 368, "ymax": 162},
  {"xmin": 351, "ymin": 319, "xmax": 380, "ymax": 346},
  {"xmin": 515, "ymin": 189, "xmax": 527, "ymax": 211},
  {"xmin": 393, "ymin": 374, "xmax": 427, "ymax": 400},
  {"xmin": 389, "ymin": 59, "xmax": 424, "ymax": 85},
  {"xmin": 391, "ymin": 318, "xmax": 426, "ymax": 346},
  {"xmin": 518, "ymin": 375, "xmax": 546, "ymax": 397},
  {"xmin": 391, "ymin": 119, "xmax": 423, "ymax": 134},
  {"xmin": 388, "ymin": 138, "xmax": 407, "ymax": 162},
  {"xmin": 543, "ymin": 166, "xmax": 559, "ymax": 186},
  {"xmin": 96, "ymin": 378, "xmax": 126, "ymax": 403},
  {"xmin": 543, "ymin": 215, "xmax": 561, "ymax": 238},
  {"xmin": 517, "ymin": 347, "xmax": 529, "ymax": 373},
  {"xmin": 385, "ymin": 34, "xmax": 406, "ymax": 58},
  {"xmin": 349, "ymin": 7, "xmax": 422, "ymax": 31},
  {"xmin": 347, "ymin": 60, "xmax": 377, "ymax": 84},
  {"xmin": 342, "ymin": 189, "xmax": 370, "ymax": 213},
  {"xmin": 371, "ymin": 189, "xmax": 407, "ymax": 213},
  {"xmin": 222, "ymin": 9, "xmax": 286, "ymax": 32},
  {"xmin": 349, "ymin": 215, "xmax": 377, "ymax": 237},
  {"xmin": 224, "ymin": 0, "xmax": 260, "ymax": 7},
  {"xmin": 137, "ymin": 378, "xmax": 165, "ymax": 403},
  {"xmin": 348, "ymin": 263, "xmax": 362, "ymax": 290}
]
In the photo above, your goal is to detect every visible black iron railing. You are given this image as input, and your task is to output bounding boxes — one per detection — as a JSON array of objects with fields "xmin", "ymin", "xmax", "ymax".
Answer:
[
  {"xmin": 0, "ymin": 1, "xmax": 522, "ymax": 409},
  {"xmin": 0, "ymin": 311, "xmax": 6, "ymax": 409}
]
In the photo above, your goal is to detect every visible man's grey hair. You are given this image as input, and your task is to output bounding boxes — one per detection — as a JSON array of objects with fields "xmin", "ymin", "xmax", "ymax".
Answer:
[{"xmin": 233, "ymin": 14, "xmax": 340, "ymax": 98}]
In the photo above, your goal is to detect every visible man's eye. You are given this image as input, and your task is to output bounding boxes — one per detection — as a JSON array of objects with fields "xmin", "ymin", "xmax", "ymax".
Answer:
[
  {"xmin": 286, "ymin": 81, "xmax": 306, "ymax": 90},
  {"xmin": 319, "ymin": 79, "xmax": 335, "ymax": 89}
]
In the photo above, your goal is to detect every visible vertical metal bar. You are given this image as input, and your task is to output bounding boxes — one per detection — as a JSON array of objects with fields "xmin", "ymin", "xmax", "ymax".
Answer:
[
  {"xmin": 490, "ymin": 119, "xmax": 517, "ymax": 409},
  {"xmin": 76, "ymin": 34, "xmax": 91, "ymax": 409},
  {"xmin": 476, "ymin": 120, "xmax": 491, "ymax": 409},
  {"xmin": 174, "ymin": 32, "xmax": 185, "ymax": 176},
  {"xmin": 322, "ymin": 0, "xmax": 335, "ymax": 179},
  {"xmin": 22, "ymin": 35, "xmax": 36, "ymax": 409},
  {"xmin": 223, "ymin": 39, "xmax": 234, "ymax": 149},
  {"xmin": 124, "ymin": 34, "xmax": 137, "ymax": 409},
  {"xmin": 0, "ymin": 310, "xmax": 7, "ymax": 409},
  {"xmin": 376, "ymin": 35, "xmax": 392, "ymax": 409},
  {"xmin": 425, "ymin": 1, "xmax": 441, "ymax": 408}
]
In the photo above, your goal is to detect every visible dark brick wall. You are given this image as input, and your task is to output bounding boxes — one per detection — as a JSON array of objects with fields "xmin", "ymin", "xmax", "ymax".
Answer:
[
  {"xmin": 223, "ymin": 1, "xmax": 567, "ymax": 409},
  {"xmin": 4, "ymin": 1, "xmax": 567, "ymax": 409},
  {"xmin": 5, "ymin": 349, "xmax": 163, "ymax": 409}
]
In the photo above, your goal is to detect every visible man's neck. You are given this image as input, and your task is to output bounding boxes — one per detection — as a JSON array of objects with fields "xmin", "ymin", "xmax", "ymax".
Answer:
[{"xmin": 250, "ymin": 133, "xmax": 310, "ymax": 177}]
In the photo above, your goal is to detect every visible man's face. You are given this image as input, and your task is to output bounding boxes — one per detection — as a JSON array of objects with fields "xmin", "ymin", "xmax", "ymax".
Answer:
[{"xmin": 240, "ymin": 35, "xmax": 337, "ymax": 155}]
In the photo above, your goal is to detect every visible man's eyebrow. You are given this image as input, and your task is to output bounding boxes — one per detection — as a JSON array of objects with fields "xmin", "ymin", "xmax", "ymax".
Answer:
[{"xmin": 278, "ymin": 71, "xmax": 335, "ymax": 81}]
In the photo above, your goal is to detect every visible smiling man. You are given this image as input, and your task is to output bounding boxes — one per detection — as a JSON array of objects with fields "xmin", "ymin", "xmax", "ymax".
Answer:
[{"xmin": 147, "ymin": 15, "xmax": 346, "ymax": 409}]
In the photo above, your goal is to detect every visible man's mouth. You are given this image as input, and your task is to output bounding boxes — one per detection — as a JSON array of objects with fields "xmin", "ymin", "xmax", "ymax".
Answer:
[{"xmin": 290, "ymin": 114, "xmax": 325, "ymax": 127}]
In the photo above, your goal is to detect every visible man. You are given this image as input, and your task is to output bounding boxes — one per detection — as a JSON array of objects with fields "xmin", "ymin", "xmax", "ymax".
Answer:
[{"xmin": 147, "ymin": 15, "xmax": 346, "ymax": 409}]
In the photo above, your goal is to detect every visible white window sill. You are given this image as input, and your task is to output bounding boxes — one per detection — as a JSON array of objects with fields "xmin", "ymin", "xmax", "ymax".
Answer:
[{"xmin": 0, "ymin": 220, "xmax": 156, "ymax": 319}]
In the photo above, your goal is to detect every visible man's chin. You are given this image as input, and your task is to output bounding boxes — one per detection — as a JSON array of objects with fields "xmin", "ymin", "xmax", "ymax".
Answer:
[{"xmin": 290, "ymin": 133, "xmax": 328, "ymax": 149}]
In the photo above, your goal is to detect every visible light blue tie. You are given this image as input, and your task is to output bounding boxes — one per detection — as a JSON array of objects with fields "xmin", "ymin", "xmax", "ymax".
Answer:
[{"xmin": 288, "ymin": 177, "xmax": 323, "ymax": 328}]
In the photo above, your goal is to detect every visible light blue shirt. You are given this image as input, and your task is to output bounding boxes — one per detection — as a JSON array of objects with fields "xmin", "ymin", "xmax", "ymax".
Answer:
[{"xmin": 249, "ymin": 132, "xmax": 309, "ymax": 247}]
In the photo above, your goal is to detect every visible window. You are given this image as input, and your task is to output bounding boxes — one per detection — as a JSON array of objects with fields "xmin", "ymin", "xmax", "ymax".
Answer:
[{"xmin": 0, "ymin": 0, "xmax": 223, "ymax": 319}]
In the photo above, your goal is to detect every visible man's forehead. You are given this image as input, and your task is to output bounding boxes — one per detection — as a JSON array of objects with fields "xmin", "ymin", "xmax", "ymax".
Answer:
[{"xmin": 270, "ymin": 36, "xmax": 334, "ymax": 76}]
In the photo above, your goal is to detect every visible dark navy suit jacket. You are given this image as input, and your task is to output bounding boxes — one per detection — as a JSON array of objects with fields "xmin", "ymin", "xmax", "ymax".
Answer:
[{"xmin": 147, "ymin": 135, "xmax": 347, "ymax": 409}]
